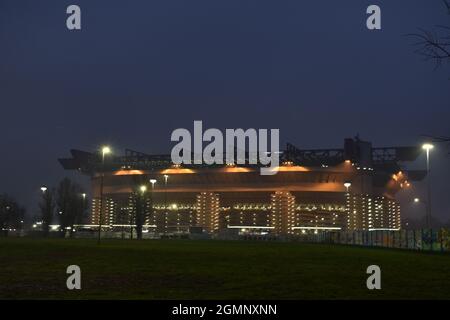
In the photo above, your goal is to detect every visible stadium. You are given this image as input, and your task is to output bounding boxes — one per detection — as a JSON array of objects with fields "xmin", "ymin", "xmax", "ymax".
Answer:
[{"xmin": 59, "ymin": 137, "xmax": 426, "ymax": 237}]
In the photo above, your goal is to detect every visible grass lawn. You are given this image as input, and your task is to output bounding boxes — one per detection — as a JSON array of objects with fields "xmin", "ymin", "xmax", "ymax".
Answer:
[{"xmin": 0, "ymin": 238, "xmax": 449, "ymax": 300}]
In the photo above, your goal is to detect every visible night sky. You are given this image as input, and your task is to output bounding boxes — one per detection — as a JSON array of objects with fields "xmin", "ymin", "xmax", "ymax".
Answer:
[{"xmin": 1, "ymin": 0, "xmax": 449, "ymax": 222}]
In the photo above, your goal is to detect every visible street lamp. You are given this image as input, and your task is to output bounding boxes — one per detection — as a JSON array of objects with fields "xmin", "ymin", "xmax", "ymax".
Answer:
[
  {"xmin": 422, "ymin": 143, "xmax": 434, "ymax": 229},
  {"xmin": 102, "ymin": 146, "xmax": 111, "ymax": 157},
  {"xmin": 344, "ymin": 182, "xmax": 352, "ymax": 193},
  {"xmin": 40, "ymin": 186, "xmax": 48, "ymax": 193},
  {"xmin": 98, "ymin": 145, "xmax": 111, "ymax": 244},
  {"xmin": 413, "ymin": 197, "xmax": 428, "ymax": 206},
  {"xmin": 135, "ymin": 184, "xmax": 148, "ymax": 239},
  {"xmin": 413, "ymin": 198, "xmax": 428, "ymax": 227},
  {"xmin": 148, "ymin": 179, "xmax": 157, "ymax": 234},
  {"xmin": 164, "ymin": 175, "xmax": 169, "ymax": 235}
]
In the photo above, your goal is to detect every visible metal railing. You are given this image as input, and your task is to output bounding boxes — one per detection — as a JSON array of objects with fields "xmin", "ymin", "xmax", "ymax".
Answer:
[{"xmin": 295, "ymin": 229, "xmax": 450, "ymax": 252}]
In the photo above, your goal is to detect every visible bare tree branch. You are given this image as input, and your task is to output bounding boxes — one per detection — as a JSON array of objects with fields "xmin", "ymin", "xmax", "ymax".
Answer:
[
  {"xmin": 406, "ymin": 27, "xmax": 450, "ymax": 69},
  {"xmin": 406, "ymin": 2, "xmax": 450, "ymax": 71},
  {"xmin": 441, "ymin": 0, "xmax": 450, "ymax": 14}
]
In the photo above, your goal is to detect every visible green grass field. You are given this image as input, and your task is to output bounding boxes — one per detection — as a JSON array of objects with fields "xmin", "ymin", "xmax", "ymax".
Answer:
[{"xmin": 1, "ymin": 238, "xmax": 449, "ymax": 300}]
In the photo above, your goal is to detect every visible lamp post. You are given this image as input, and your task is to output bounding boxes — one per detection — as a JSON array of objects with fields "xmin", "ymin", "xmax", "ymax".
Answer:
[
  {"xmin": 422, "ymin": 143, "xmax": 434, "ymax": 229},
  {"xmin": 343, "ymin": 182, "xmax": 352, "ymax": 231},
  {"xmin": 97, "ymin": 146, "xmax": 111, "ymax": 244},
  {"xmin": 164, "ymin": 175, "xmax": 169, "ymax": 235},
  {"xmin": 40, "ymin": 186, "xmax": 51, "ymax": 236},
  {"xmin": 414, "ymin": 197, "xmax": 433, "ymax": 250},
  {"xmin": 149, "ymin": 179, "xmax": 157, "ymax": 234},
  {"xmin": 413, "ymin": 197, "xmax": 428, "ymax": 223},
  {"xmin": 136, "ymin": 185, "xmax": 147, "ymax": 240}
]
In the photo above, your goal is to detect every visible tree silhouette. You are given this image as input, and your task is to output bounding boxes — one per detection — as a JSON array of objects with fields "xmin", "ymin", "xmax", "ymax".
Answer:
[
  {"xmin": 39, "ymin": 189, "xmax": 55, "ymax": 237},
  {"xmin": 56, "ymin": 177, "xmax": 87, "ymax": 237},
  {"xmin": 133, "ymin": 189, "xmax": 148, "ymax": 240},
  {"xmin": 408, "ymin": 1, "xmax": 450, "ymax": 71},
  {"xmin": 0, "ymin": 194, "xmax": 25, "ymax": 236}
]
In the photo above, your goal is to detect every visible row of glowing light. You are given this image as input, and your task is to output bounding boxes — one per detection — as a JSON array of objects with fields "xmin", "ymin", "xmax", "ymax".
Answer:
[
  {"xmin": 95, "ymin": 199, "xmax": 395, "ymax": 213},
  {"xmin": 34, "ymin": 224, "xmax": 400, "ymax": 234},
  {"xmin": 84, "ymin": 216, "xmax": 342, "ymax": 230},
  {"xmin": 93, "ymin": 200, "xmax": 348, "ymax": 212}
]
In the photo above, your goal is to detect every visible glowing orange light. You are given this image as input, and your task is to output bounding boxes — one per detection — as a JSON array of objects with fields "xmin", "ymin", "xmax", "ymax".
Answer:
[
  {"xmin": 272, "ymin": 166, "xmax": 309, "ymax": 172},
  {"xmin": 161, "ymin": 168, "xmax": 195, "ymax": 174},
  {"xmin": 114, "ymin": 170, "xmax": 144, "ymax": 176},
  {"xmin": 223, "ymin": 167, "xmax": 251, "ymax": 173}
]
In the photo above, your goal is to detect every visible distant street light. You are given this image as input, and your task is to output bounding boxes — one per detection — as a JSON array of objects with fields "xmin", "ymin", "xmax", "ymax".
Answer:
[
  {"xmin": 149, "ymin": 179, "xmax": 157, "ymax": 234},
  {"xmin": 413, "ymin": 197, "xmax": 428, "ymax": 206},
  {"xmin": 164, "ymin": 175, "xmax": 169, "ymax": 235},
  {"xmin": 422, "ymin": 143, "xmax": 434, "ymax": 152},
  {"xmin": 422, "ymin": 143, "xmax": 434, "ymax": 229},
  {"xmin": 40, "ymin": 186, "xmax": 48, "ymax": 193},
  {"xmin": 98, "ymin": 145, "xmax": 111, "ymax": 244},
  {"xmin": 102, "ymin": 146, "xmax": 111, "ymax": 156},
  {"xmin": 140, "ymin": 185, "xmax": 147, "ymax": 193},
  {"xmin": 413, "ymin": 197, "xmax": 428, "ymax": 226},
  {"xmin": 344, "ymin": 182, "xmax": 352, "ymax": 193}
]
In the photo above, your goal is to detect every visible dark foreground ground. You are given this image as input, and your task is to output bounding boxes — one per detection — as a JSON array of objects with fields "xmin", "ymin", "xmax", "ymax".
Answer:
[{"xmin": 1, "ymin": 238, "xmax": 449, "ymax": 300}]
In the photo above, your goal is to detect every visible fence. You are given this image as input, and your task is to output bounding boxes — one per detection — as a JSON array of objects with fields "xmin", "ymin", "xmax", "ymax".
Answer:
[
  {"xmin": 298, "ymin": 229, "xmax": 450, "ymax": 252},
  {"xmin": 4, "ymin": 229, "xmax": 450, "ymax": 252}
]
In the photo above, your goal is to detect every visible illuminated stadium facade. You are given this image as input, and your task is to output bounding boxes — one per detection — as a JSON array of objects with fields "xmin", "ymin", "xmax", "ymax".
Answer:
[{"xmin": 59, "ymin": 137, "xmax": 426, "ymax": 236}]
